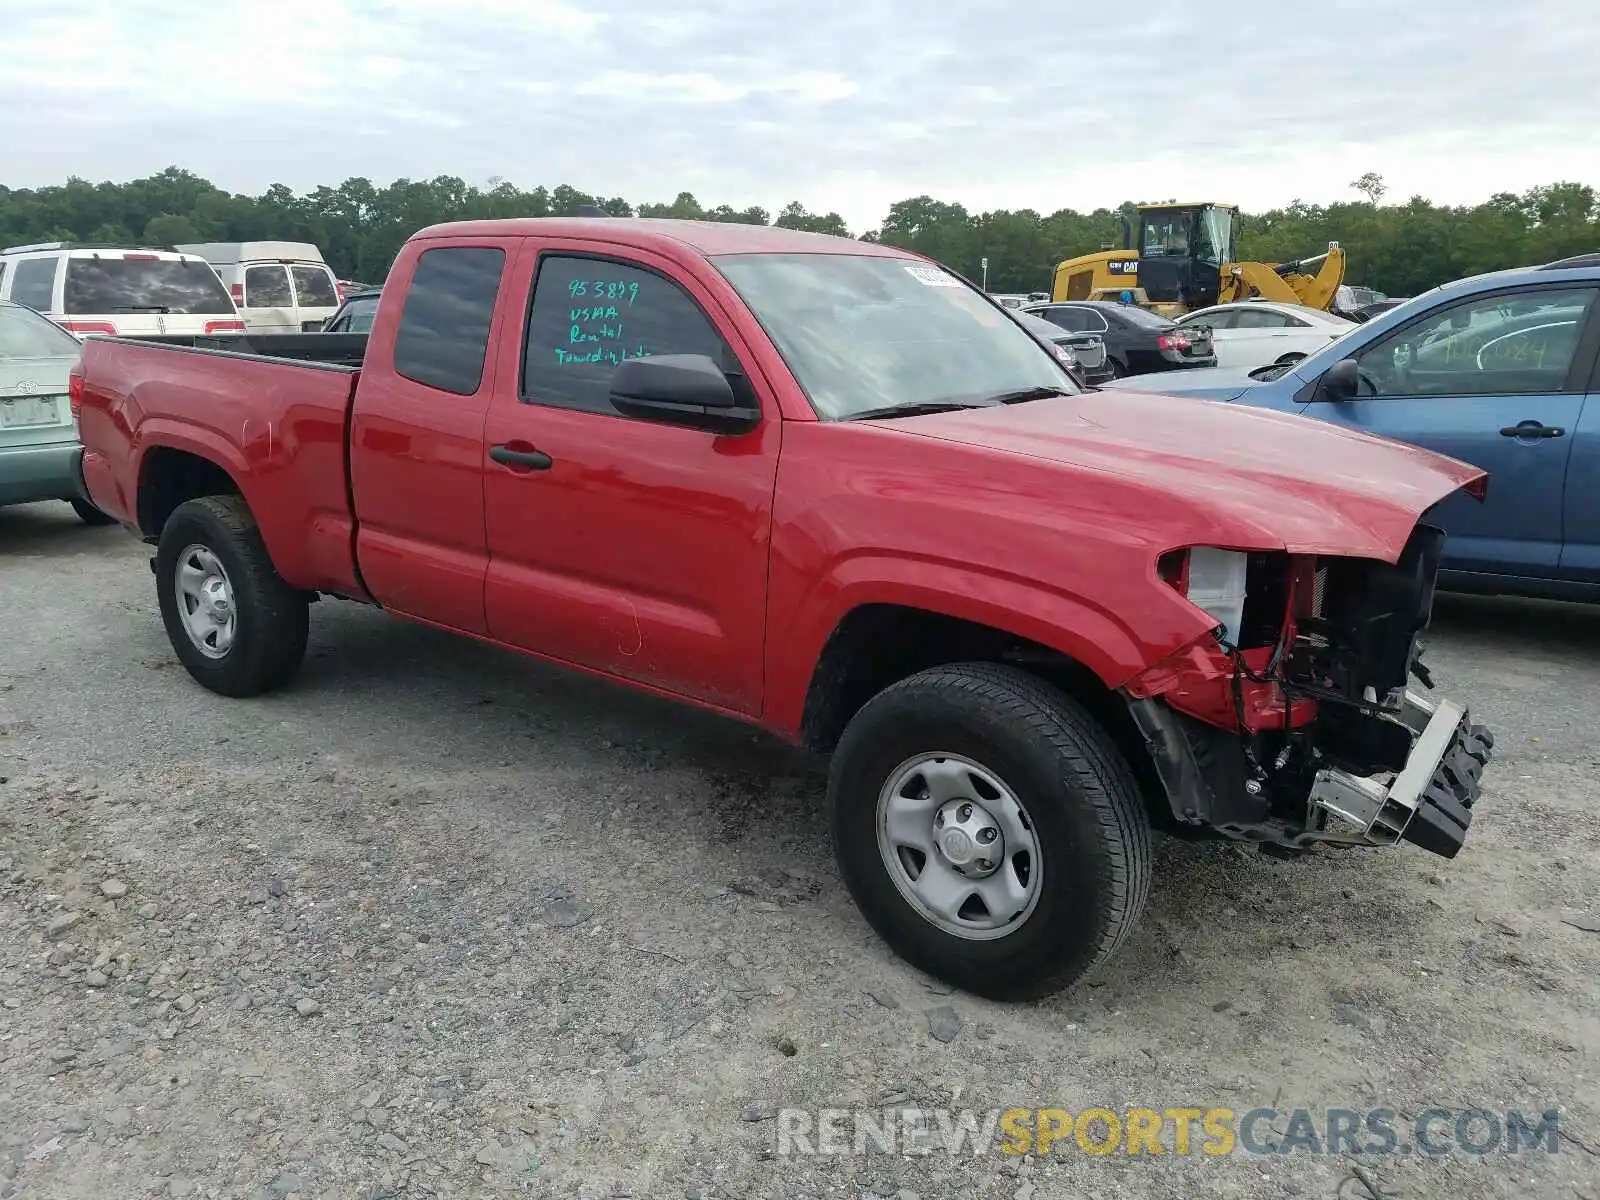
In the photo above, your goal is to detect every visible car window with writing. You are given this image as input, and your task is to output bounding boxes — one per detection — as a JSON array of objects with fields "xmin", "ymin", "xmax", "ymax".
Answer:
[
  {"xmin": 1355, "ymin": 287, "xmax": 1597, "ymax": 397},
  {"xmin": 522, "ymin": 256, "xmax": 731, "ymax": 415}
]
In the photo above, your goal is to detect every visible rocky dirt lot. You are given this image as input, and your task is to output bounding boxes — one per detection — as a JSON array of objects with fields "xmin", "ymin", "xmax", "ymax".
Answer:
[{"xmin": 1, "ymin": 501, "xmax": 1597, "ymax": 1200}]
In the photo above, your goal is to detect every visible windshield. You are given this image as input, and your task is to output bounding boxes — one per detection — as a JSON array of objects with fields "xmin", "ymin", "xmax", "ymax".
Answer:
[
  {"xmin": 64, "ymin": 257, "xmax": 235, "ymax": 315},
  {"xmin": 713, "ymin": 252, "xmax": 1079, "ymax": 419},
  {"xmin": 342, "ymin": 296, "xmax": 380, "ymax": 332},
  {"xmin": 1194, "ymin": 207, "xmax": 1234, "ymax": 266},
  {"xmin": 0, "ymin": 303, "xmax": 82, "ymax": 358}
]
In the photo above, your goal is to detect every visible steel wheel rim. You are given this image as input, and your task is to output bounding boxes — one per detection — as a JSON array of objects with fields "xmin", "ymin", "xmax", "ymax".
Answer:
[
  {"xmin": 876, "ymin": 751, "xmax": 1042, "ymax": 941},
  {"xmin": 174, "ymin": 544, "xmax": 237, "ymax": 659}
]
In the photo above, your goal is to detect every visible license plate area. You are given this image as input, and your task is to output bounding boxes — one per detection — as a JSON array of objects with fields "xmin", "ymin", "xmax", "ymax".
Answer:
[{"xmin": 0, "ymin": 395, "xmax": 64, "ymax": 428}]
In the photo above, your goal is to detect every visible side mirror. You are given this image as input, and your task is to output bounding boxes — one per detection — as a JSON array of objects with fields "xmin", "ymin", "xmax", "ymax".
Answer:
[
  {"xmin": 1318, "ymin": 357, "xmax": 1360, "ymax": 401},
  {"xmin": 609, "ymin": 353, "xmax": 760, "ymax": 435}
]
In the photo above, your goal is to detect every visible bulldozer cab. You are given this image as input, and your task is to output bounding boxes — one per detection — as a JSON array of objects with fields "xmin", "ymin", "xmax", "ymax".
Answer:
[{"xmin": 1133, "ymin": 203, "xmax": 1237, "ymax": 310}]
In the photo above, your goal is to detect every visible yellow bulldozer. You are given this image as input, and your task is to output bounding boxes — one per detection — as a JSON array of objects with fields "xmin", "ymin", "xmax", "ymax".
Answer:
[{"xmin": 1050, "ymin": 201, "xmax": 1347, "ymax": 319}]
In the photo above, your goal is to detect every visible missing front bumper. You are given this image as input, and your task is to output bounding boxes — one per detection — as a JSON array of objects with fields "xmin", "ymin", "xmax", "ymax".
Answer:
[{"xmin": 1306, "ymin": 691, "xmax": 1495, "ymax": 858}]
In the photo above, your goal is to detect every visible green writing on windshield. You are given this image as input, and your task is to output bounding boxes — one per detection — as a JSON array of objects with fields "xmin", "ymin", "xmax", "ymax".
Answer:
[{"xmin": 557, "ymin": 277, "xmax": 646, "ymax": 368}]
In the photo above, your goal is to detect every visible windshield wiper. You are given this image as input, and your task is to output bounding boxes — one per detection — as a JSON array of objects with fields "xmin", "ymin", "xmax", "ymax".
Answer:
[
  {"xmin": 113, "ymin": 305, "xmax": 173, "ymax": 314},
  {"xmin": 844, "ymin": 400, "xmax": 997, "ymax": 421},
  {"xmin": 987, "ymin": 385, "xmax": 1075, "ymax": 405}
]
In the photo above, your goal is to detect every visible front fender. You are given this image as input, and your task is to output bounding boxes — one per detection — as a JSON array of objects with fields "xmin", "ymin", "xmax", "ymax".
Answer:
[{"xmin": 763, "ymin": 551, "xmax": 1208, "ymax": 739}]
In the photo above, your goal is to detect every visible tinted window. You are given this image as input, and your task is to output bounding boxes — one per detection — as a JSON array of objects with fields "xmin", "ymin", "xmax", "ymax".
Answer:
[
  {"xmin": 64, "ymin": 258, "xmax": 232, "ymax": 315},
  {"xmin": 1113, "ymin": 305, "xmax": 1176, "ymax": 329},
  {"xmin": 522, "ymin": 255, "xmax": 733, "ymax": 415},
  {"xmin": 1188, "ymin": 309, "xmax": 1237, "ymax": 330},
  {"xmin": 393, "ymin": 246, "xmax": 506, "ymax": 396},
  {"xmin": 12, "ymin": 258, "xmax": 59, "ymax": 312},
  {"xmin": 291, "ymin": 265, "xmax": 338, "ymax": 307},
  {"xmin": 1353, "ymin": 287, "xmax": 1597, "ymax": 397},
  {"xmin": 0, "ymin": 303, "xmax": 81, "ymax": 358},
  {"xmin": 1038, "ymin": 306, "xmax": 1088, "ymax": 332},
  {"xmin": 244, "ymin": 265, "xmax": 292, "ymax": 308},
  {"xmin": 1232, "ymin": 309, "xmax": 1291, "ymax": 329}
]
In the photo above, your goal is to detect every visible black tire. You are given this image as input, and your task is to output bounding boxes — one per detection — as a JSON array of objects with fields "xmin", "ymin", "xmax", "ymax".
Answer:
[
  {"xmin": 1107, "ymin": 357, "xmax": 1127, "ymax": 379},
  {"xmin": 828, "ymin": 663, "xmax": 1152, "ymax": 1001},
  {"xmin": 154, "ymin": 495, "xmax": 309, "ymax": 697},
  {"xmin": 69, "ymin": 497, "xmax": 116, "ymax": 526}
]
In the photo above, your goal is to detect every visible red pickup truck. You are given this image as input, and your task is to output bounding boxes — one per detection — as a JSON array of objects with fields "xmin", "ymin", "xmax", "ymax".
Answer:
[{"xmin": 70, "ymin": 218, "xmax": 1495, "ymax": 1000}]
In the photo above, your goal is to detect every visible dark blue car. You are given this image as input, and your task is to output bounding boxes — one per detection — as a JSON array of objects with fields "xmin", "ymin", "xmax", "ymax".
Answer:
[{"xmin": 1105, "ymin": 257, "xmax": 1600, "ymax": 603}]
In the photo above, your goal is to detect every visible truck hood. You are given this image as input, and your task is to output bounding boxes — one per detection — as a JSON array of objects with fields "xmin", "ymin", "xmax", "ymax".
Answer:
[
  {"xmin": 887, "ymin": 389, "xmax": 1485, "ymax": 562},
  {"xmin": 1099, "ymin": 365, "xmax": 1267, "ymax": 402}
]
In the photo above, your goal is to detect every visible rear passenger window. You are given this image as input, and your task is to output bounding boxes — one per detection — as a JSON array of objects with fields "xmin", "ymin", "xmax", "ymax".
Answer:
[
  {"xmin": 291, "ymin": 265, "xmax": 338, "ymax": 307},
  {"xmin": 393, "ymin": 246, "xmax": 506, "ymax": 396},
  {"xmin": 12, "ymin": 258, "xmax": 59, "ymax": 312},
  {"xmin": 521, "ymin": 255, "xmax": 734, "ymax": 416},
  {"xmin": 244, "ymin": 266, "xmax": 292, "ymax": 308}
]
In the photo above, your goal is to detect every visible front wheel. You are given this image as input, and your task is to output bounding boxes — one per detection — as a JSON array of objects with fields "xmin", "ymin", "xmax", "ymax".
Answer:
[
  {"xmin": 69, "ymin": 497, "xmax": 116, "ymax": 526},
  {"xmin": 155, "ymin": 495, "xmax": 309, "ymax": 697},
  {"xmin": 828, "ymin": 663, "xmax": 1152, "ymax": 1001}
]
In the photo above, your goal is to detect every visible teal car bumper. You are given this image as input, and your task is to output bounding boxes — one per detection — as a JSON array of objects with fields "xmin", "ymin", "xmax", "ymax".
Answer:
[{"xmin": 0, "ymin": 439, "xmax": 85, "ymax": 507}]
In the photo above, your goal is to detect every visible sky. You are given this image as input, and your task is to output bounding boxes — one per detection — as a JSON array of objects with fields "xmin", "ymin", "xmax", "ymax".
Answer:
[{"xmin": 5, "ymin": 0, "xmax": 1599, "ymax": 233}]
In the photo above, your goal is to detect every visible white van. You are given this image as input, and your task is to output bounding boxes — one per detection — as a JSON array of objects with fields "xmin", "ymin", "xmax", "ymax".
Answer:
[
  {"xmin": 0, "ymin": 243, "xmax": 245, "ymax": 339},
  {"xmin": 175, "ymin": 242, "xmax": 343, "ymax": 334}
]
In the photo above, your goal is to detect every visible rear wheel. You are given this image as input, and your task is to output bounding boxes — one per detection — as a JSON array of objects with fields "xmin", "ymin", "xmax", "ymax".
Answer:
[
  {"xmin": 1107, "ymin": 358, "xmax": 1127, "ymax": 379},
  {"xmin": 828, "ymin": 663, "xmax": 1152, "ymax": 1001},
  {"xmin": 69, "ymin": 497, "xmax": 116, "ymax": 526},
  {"xmin": 155, "ymin": 495, "xmax": 309, "ymax": 697}
]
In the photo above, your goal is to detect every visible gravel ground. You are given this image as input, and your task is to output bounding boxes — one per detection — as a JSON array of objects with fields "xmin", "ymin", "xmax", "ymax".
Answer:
[{"xmin": 1, "ymin": 499, "xmax": 1597, "ymax": 1200}]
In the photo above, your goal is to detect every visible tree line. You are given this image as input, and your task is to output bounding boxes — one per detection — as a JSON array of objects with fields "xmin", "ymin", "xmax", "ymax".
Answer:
[{"xmin": 2, "ymin": 167, "xmax": 1596, "ymax": 298}]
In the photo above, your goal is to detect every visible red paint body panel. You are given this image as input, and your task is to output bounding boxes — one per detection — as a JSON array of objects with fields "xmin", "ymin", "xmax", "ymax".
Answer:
[
  {"xmin": 73, "ymin": 218, "xmax": 1489, "ymax": 748},
  {"xmin": 74, "ymin": 338, "xmax": 366, "ymax": 599}
]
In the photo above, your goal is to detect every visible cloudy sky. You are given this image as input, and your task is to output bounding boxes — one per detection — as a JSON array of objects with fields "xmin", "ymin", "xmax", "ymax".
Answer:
[{"xmin": 6, "ymin": 0, "xmax": 1598, "ymax": 232}]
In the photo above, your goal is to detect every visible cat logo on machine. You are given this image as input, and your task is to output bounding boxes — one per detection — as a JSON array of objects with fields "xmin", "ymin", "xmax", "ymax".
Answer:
[{"xmin": 1107, "ymin": 259, "xmax": 1138, "ymax": 276}]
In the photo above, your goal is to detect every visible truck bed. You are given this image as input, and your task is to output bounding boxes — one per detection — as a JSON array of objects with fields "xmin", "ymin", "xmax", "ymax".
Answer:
[
  {"xmin": 76, "ymin": 334, "xmax": 367, "ymax": 600},
  {"xmin": 123, "ymin": 331, "xmax": 368, "ymax": 367}
]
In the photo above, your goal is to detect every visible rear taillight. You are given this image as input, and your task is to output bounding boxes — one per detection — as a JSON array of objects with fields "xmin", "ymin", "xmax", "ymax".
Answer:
[
  {"xmin": 122, "ymin": 253, "xmax": 160, "ymax": 262},
  {"xmin": 62, "ymin": 321, "xmax": 117, "ymax": 337},
  {"xmin": 205, "ymin": 319, "xmax": 247, "ymax": 335},
  {"xmin": 230, "ymin": 283, "xmax": 245, "ymax": 307},
  {"xmin": 68, "ymin": 366, "xmax": 85, "ymax": 419},
  {"xmin": 1157, "ymin": 333, "xmax": 1191, "ymax": 352},
  {"xmin": 1464, "ymin": 475, "xmax": 1490, "ymax": 501}
]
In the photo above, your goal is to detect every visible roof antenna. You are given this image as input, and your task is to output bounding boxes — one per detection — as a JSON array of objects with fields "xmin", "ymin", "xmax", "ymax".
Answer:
[{"xmin": 574, "ymin": 204, "xmax": 608, "ymax": 218}]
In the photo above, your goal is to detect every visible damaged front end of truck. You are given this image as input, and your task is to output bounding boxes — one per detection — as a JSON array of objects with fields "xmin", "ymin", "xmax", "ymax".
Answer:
[{"xmin": 1123, "ymin": 517, "xmax": 1495, "ymax": 859}]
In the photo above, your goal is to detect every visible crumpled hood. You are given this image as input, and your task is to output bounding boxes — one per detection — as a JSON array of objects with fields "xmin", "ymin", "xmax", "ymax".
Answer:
[{"xmin": 889, "ymin": 389, "xmax": 1485, "ymax": 562}]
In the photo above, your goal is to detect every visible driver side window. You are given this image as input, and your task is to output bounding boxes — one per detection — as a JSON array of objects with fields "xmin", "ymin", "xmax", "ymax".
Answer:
[{"xmin": 1353, "ymin": 287, "xmax": 1596, "ymax": 398}]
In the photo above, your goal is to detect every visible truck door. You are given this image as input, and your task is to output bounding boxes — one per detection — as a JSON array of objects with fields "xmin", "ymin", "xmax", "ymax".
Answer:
[
  {"xmin": 1299, "ymin": 284, "xmax": 1598, "ymax": 580},
  {"xmin": 480, "ymin": 242, "xmax": 781, "ymax": 715},
  {"xmin": 348, "ymin": 238, "xmax": 517, "ymax": 634}
]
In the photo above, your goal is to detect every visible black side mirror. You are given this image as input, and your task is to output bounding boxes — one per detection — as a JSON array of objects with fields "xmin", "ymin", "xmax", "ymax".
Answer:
[
  {"xmin": 1318, "ymin": 357, "xmax": 1360, "ymax": 401},
  {"xmin": 609, "ymin": 354, "xmax": 761, "ymax": 435}
]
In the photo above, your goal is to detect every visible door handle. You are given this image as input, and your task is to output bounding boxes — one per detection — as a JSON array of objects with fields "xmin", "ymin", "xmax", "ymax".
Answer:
[
  {"xmin": 1498, "ymin": 423, "xmax": 1565, "ymax": 439},
  {"xmin": 489, "ymin": 443, "xmax": 554, "ymax": 470}
]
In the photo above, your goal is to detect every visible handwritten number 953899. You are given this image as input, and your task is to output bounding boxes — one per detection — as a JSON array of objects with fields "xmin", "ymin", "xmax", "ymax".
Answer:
[{"xmin": 568, "ymin": 279, "xmax": 640, "ymax": 305}]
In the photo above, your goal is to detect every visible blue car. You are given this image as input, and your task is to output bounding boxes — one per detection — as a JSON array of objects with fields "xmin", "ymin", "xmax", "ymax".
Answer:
[{"xmin": 1105, "ymin": 256, "xmax": 1600, "ymax": 603}]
